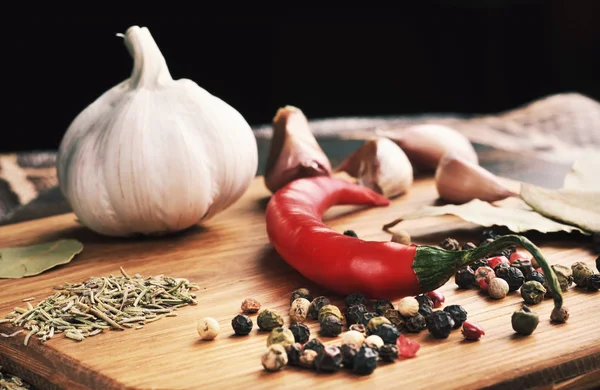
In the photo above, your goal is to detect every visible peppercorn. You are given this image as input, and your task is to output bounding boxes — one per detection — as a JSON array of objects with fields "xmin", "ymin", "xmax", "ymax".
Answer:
[
  {"xmin": 267, "ymin": 327, "xmax": 295, "ymax": 348},
  {"xmin": 551, "ymin": 264, "xmax": 574, "ymax": 291},
  {"xmin": 360, "ymin": 312, "xmax": 378, "ymax": 326},
  {"xmin": 344, "ymin": 304, "xmax": 367, "ymax": 327},
  {"xmin": 262, "ymin": 344, "xmax": 288, "ymax": 372},
  {"xmin": 231, "ymin": 314, "xmax": 253, "ymax": 336},
  {"xmin": 493, "ymin": 262, "xmax": 510, "ymax": 274},
  {"xmin": 257, "ymin": 309, "xmax": 284, "ymax": 331},
  {"xmin": 550, "ymin": 306, "xmax": 570, "ymax": 323},
  {"xmin": 520, "ymin": 281, "xmax": 546, "ymax": 305},
  {"xmin": 474, "ymin": 266, "xmax": 495, "ymax": 291},
  {"xmin": 391, "ymin": 230, "xmax": 411, "ymax": 245},
  {"xmin": 318, "ymin": 304, "xmax": 343, "ymax": 323},
  {"xmin": 320, "ymin": 315, "xmax": 343, "ymax": 337},
  {"xmin": 490, "ymin": 245, "xmax": 516, "ymax": 259},
  {"xmin": 461, "ymin": 321, "xmax": 485, "ymax": 341},
  {"xmin": 527, "ymin": 270, "xmax": 545, "ymax": 284},
  {"xmin": 455, "ymin": 266, "xmax": 476, "ymax": 289},
  {"xmin": 512, "ymin": 259, "xmax": 535, "ymax": 280},
  {"xmin": 587, "ymin": 274, "xmax": 600, "ymax": 292},
  {"xmin": 289, "ymin": 322, "xmax": 310, "ymax": 344},
  {"xmin": 440, "ymin": 237, "xmax": 460, "ymax": 251},
  {"xmin": 571, "ymin": 261, "xmax": 595, "ymax": 288},
  {"xmin": 443, "ymin": 305, "xmax": 467, "ymax": 329},
  {"xmin": 418, "ymin": 304, "xmax": 433, "ymax": 318},
  {"xmin": 342, "ymin": 330, "xmax": 365, "ymax": 347},
  {"xmin": 314, "ymin": 345, "xmax": 343, "ymax": 373},
  {"xmin": 497, "ymin": 266, "xmax": 525, "ymax": 292},
  {"xmin": 470, "ymin": 259, "xmax": 489, "ymax": 273},
  {"xmin": 425, "ymin": 311, "xmax": 455, "ymax": 338},
  {"xmin": 286, "ymin": 343, "xmax": 303, "ymax": 366},
  {"xmin": 349, "ymin": 323, "xmax": 367, "ymax": 335},
  {"xmin": 462, "ymin": 242, "xmax": 477, "ymax": 250},
  {"xmin": 396, "ymin": 334, "xmax": 420, "ymax": 358},
  {"xmin": 345, "ymin": 292, "xmax": 366, "ymax": 307},
  {"xmin": 197, "ymin": 317, "xmax": 220, "ymax": 340},
  {"xmin": 343, "ymin": 230, "xmax": 358, "ymax": 238},
  {"xmin": 373, "ymin": 323, "xmax": 400, "ymax": 344},
  {"xmin": 398, "ymin": 297, "xmax": 420, "ymax": 317},
  {"xmin": 289, "ymin": 298, "xmax": 311, "ymax": 323},
  {"xmin": 308, "ymin": 296, "xmax": 331, "ymax": 320},
  {"xmin": 481, "ymin": 229, "xmax": 500, "ymax": 241},
  {"xmin": 352, "ymin": 345, "xmax": 379, "ymax": 376},
  {"xmin": 374, "ymin": 300, "xmax": 394, "ymax": 316},
  {"xmin": 341, "ymin": 343, "xmax": 360, "ymax": 368},
  {"xmin": 304, "ymin": 338, "xmax": 325, "ymax": 354},
  {"xmin": 364, "ymin": 335, "xmax": 384, "ymax": 351},
  {"xmin": 404, "ymin": 313, "xmax": 427, "ymax": 333},
  {"xmin": 383, "ymin": 309, "xmax": 404, "ymax": 329},
  {"xmin": 366, "ymin": 316, "xmax": 392, "ymax": 335},
  {"xmin": 414, "ymin": 294, "xmax": 434, "ymax": 309},
  {"xmin": 488, "ymin": 278, "xmax": 509, "ymax": 299},
  {"xmin": 379, "ymin": 344, "xmax": 399, "ymax": 362},
  {"xmin": 487, "ymin": 256, "xmax": 509, "ymax": 270},
  {"xmin": 290, "ymin": 288, "xmax": 313, "ymax": 305},
  {"xmin": 425, "ymin": 290, "xmax": 445, "ymax": 308},
  {"xmin": 299, "ymin": 349, "xmax": 318, "ymax": 369},
  {"xmin": 240, "ymin": 297, "xmax": 261, "ymax": 314},
  {"xmin": 511, "ymin": 306, "xmax": 539, "ymax": 336}
]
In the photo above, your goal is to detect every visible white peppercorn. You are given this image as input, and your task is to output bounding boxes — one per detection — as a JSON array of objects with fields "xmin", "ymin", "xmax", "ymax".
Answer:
[
  {"xmin": 289, "ymin": 298, "xmax": 311, "ymax": 323},
  {"xmin": 488, "ymin": 278, "xmax": 509, "ymax": 299},
  {"xmin": 397, "ymin": 297, "xmax": 419, "ymax": 317},
  {"xmin": 299, "ymin": 349, "xmax": 318, "ymax": 369},
  {"xmin": 261, "ymin": 344, "xmax": 288, "ymax": 372},
  {"xmin": 364, "ymin": 335, "xmax": 384, "ymax": 351},
  {"xmin": 341, "ymin": 330, "xmax": 365, "ymax": 347},
  {"xmin": 197, "ymin": 317, "xmax": 220, "ymax": 340}
]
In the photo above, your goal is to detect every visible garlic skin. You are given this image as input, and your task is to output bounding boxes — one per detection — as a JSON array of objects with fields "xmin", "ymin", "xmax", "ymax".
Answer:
[
  {"xmin": 378, "ymin": 124, "xmax": 478, "ymax": 172},
  {"xmin": 335, "ymin": 137, "xmax": 413, "ymax": 198},
  {"xmin": 264, "ymin": 106, "xmax": 332, "ymax": 193},
  {"xmin": 56, "ymin": 26, "xmax": 258, "ymax": 237},
  {"xmin": 435, "ymin": 152, "xmax": 517, "ymax": 204}
]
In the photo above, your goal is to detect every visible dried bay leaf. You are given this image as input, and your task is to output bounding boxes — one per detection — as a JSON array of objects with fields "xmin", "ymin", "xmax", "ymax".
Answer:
[
  {"xmin": 383, "ymin": 199, "xmax": 589, "ymax": 235},
  {"xmin": 0, "ymin": 239, "xmax": 84, "ymax": 279},
  {"xmin": 563, "ymin": 150, "xmax": 600, "ymax": 191},
  {"xmin": 520, "ymin": 184, "xmax": 600, "ymax": 233}
]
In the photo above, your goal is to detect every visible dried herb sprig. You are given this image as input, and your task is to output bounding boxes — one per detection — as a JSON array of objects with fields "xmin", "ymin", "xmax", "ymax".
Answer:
[
  {"xmin": 0, "ymin": 267, "xmax": 198, "ymax": 346},
  {"xmin": 0, "ymin": 366, "xmax": 31, "ymax": 390}
]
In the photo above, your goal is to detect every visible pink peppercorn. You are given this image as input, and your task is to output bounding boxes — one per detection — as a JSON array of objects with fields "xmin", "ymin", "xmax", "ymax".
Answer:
[
  {"xmin": 396, "ymin": 334, "xmax": 420, "ymax": 358},
  {"xmin": 509, "ymin": 251, "xmax": 531, "ymax": 264},
  {"xmin": 487, "ymin": 256, "xmax": 509, "ymax": 269},
  {"xmin": 461, "ymin": 321, "xmax": 485, "ymax": 341},
  {"xmin": 425, "ymin": 290, "xmax": 445, "ymax": 308}
]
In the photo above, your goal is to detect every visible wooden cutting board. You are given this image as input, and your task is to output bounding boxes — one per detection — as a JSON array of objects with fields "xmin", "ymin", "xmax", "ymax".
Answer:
[{"xmin": 0, "ymin": 175, "xmax": 598, "ymax": 390}]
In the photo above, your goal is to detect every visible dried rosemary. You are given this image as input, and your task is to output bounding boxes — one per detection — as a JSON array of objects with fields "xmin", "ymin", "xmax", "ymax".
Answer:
[
  {"xmin": 0, "ymin": 267, "xmax": 198, "ymax": 346},
  {"xmin": 0, "ymin": 366, "xmax": 31, "ymax": 390}
]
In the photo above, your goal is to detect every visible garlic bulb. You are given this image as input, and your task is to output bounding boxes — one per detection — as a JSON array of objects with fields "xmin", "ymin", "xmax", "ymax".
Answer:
[
  {"xmin": 57, "ymin": 26, "xmax": 258, "ymax": 237},
  {"xmin": 378, "ymin": 124, "xmax": 478, "ymax": 172},
  {"xmin": 335, "ymin": 137, "xmax": 413, "ymax": 198},
  {"xmin": 435, "ymin": 152, "xmax": 517, "ymax": 204}
]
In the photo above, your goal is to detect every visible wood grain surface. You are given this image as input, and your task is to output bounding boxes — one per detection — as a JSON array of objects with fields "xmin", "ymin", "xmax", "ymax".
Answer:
[{"xmin": 0, "ymin": 175, "xmax": 598, "ymax": 390}]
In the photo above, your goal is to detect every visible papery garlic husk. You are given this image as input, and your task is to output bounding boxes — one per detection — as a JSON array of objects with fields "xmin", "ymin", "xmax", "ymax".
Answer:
[
  {"xmin": 335, "ymin": 137, "xmax": 413, "ymax": 198},
  {"xmin": 435, "ymin": 152, "xmax": 517, "ymax": 204},
  {"xmin": 264, "ymin": 106, "xmax": 332, "ymax": 193},
  {"xmin": 56, "ymin": 26, "xmax": 258, "ymax": 237},
  {"xmin": 378, "ymin": 124, "xmax": 478, "ymax": 172}
]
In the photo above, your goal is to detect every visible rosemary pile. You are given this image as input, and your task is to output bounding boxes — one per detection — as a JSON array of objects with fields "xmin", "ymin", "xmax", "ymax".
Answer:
[
  {"xmin": 0, "ymin": 267, "xmax": 199, "ymax": 346},
  {"xmin": 0, "ymin": 366, "xmax": 32, "ymax": 390}
]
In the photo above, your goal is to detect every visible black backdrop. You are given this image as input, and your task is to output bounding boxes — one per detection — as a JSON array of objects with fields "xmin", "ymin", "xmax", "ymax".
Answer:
[{"xmin": 2, "ymin": 2, "xmax": 599, "ymax": 152}]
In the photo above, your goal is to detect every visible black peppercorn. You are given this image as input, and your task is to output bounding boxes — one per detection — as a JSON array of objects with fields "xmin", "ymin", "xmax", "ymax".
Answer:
[
  {"xmin": 289, "ymin": 322, "xmax": 310, "ymax": 344},
  {"xmin": 231, "ymin": 314, "xmax": 253, "ymax": 336},
  {"xmin": 314, "ymin": 345, "xmax": 343, "ymax": 373},
  {"xmin": 360, "ymin": 311, "xmax": 377, "ymax": 326},
  {"xmin": 440, "ymin": 237, "xmax": 460, "ymax": 251},
  {"xmin": 496, "ymin": 266, "xmax": 525, "ymax": 292},
  {"xmin": 512, "ymin": 259, "xmax": 535, "ymax": 280},
  {"xmin": 374, "ymin": 300, "xmax": 394, "ymax": 315},
  {"xmin": 286, "ymin": 343, "xmax": 303, "ymax": 366},
  {"xmin": 527, "ymin": 270, "xmax": 545, "ymax": 284},
  {"xmin": 349, "ymin": 323, "xmax": 367, "ymax": 336},
  {"xmin": 345, "ymin": 292, "xmax": 366, "ymax": 307},
  {"xmin": 426, "ymin": 311, "xmax": 455, "ymax": 338},
  {"xmin": 308, "ymin": 296, "xmax": 331, "ymax": 320},
  {"xmin": 470, "ymin": 259, "xmax": 489, "ymax": 272},
  {"xmin": 490, "ymin": 245, "xmax": 516, "ymax": 259},
  {"xmin": 493, "ymin": 263, "xmax": 510, "ymax": 273},
  {"xmin": 383, "ymin": 309, "xmax": 405, "ymax": 329},
  {"xmin": 379, "ymin": 344, "xmax": 399, "ymax": 362},
  {"xmin": 304, "ymin": 338, "xmax": 325, "ymax": 354},
  {"xmin": 443, "ymin": 305, "xmax": 467, "ymax": 329},
  {"xmin": 343, "ymin": 230, "xmax": 358, "ymax": 238},
  {"xmin": 414, "ymin": 294, "xmax": 433, "ymax": 309},
  {"xmin": 404, "ymin": 313, "xmax": 427, "ymax": 333},
  {"xmin": 320, "ymin": 315, "xmax": 343, "ymax": 337},
  {"xmin": 481, "ymin": 229, "xmax": 500, "ymax": 241},
  {"xmin": 290, "ymin": 288, "xmax": 313, "ymax": 305},
  {"xmin": 462, "ymin": 242, "xmax": 477, "ymax": 250},
  {"xmin": 418, "ymin": 304, "xmax": 433, "ymax": 318},
  {"xmin": 455, "ymin": 266, "xmax": 476, "ymax": 289},
  {"xmin": 341, "ymin": 343, "xmax": 360, "ymax": 368},
  {"xmin": 345, "ymin": 304, "xmax": 368, "ymax": 327},
  {"xmin": 587, "ymin": 274, "xmax": 600, "ymax": 292},
  {"xmin": 352, "ymin": 345, "xmax": 379, "ymax": 375},
  {"xmin": 372, "ymin": 323, "xmax": 400, "ymax": 344}
]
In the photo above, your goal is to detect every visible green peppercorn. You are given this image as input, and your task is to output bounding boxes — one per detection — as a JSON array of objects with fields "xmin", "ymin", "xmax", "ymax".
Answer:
[
  {"xmin": 341, "ymin": 343, "xmax": 360, "ymax": 368},
  {"xmin": 511, "ymin": 306, "xmax": 539, "ymax": 336},
  {"xmin": 373, "ymin": 323, "xmax": 400, "ymax": 344},
  {"xmin": 462, "ymin": 242, "xmax": 477, "ymax": 250},
  {"xmin": 267, "ymin": 327, "xmax": 295, "ymax": 348},
  {"xmin": 286, "ymin": 342, "xmax": 303, "ymax": 366},
  {"xmin": 231, "ymin": 314, "xmax": 253, "ymax": 336},
  {"xmin": 404, "ymin": 313, "xmax": 427, "ymax": 333},
  {"xmin": 360, "ymin": 311, "xmax": 377, "ymax": 326},
  {"xmin": 587, "ymin": 274, "xmax": 600, "ymax": 292},
  {"xmin": 496, "ymin": 266, "xmax": 525, "ymax": 292},
  {"xmin": 257, "ymin": 309, "xmax": 284, "ymax": 331},
  {"xmin": 443, "ymin": 305, "xmax": 467, "ymax": 329},
  {"xmin": 308, "ymin": 296, "xmax": 331, "ymax": 320},
  {"xmin": 426, "ymin": 311, "xmax": 455, "ymax": 338},
  {"xmin": 320, "ymin": 315, "xmax": 343, "ymax": 337},
  {"xmin": 440, "ymin": 237, "xmax": 460, "ymax": 251},
  {"xmin": 520, "ymin": 281, "xmax": 546, "ymax": 305},
  {"xmin": 352, "ymin": 345, "xmax": 379, "ymax": 375},
  {"xmin": 314, "ymin": 345, "xmax": 343, "ymax": 373},
  {"xmin": 571, "ymin": 262, "xmax": 595, "ymax": 288},
  {"xmin": 304, "ymin": 338, "xmax": 325, "ymax": 354},
  {"xmin": 289, "ymin": 322, "xmax": 310, "ymax": 344},
  {"xmin": 349, "ymin": 323, "xmax": 367, "ymax": 336},
  {"xmin": 345, "ymin": 292, "xmax": 367, "ymax": 307},
  {"xmin": 383, "ymin": 309, "xmax": 404, "ymax": 329},
  {"xmin": 290, "ymin": 288, "xmax": 313, "ymax": 305},
  {"xmin": 414, "ymin": 294, "xmax": 433, "ymax": 309},
  {"xmin": 343, "ymin": 230, "xmax": 358, "ymax": 238},
  {"xmin": 345, "ymin": 304, "xmax": 368, "ymax": 326},
  {"xmin": 455, "ymin": 266, "xmax": 476, "ymax": 289},
  {"xmin": 512, "ymin": 259, "xmax": 535, "ymax": 279},
  {"xmin": 527, "ymin": 270, "xmax": 545, "ymax": 285},
  {"xmin": 366, "ymin": 316, "xmax": 392, "ymax": 335},
  {"xmin": 374, "ymin": 300, "xmax": 394, "ymax": 316},
  {"xmin": 318, "ymin": 304, "xmax": 343, "ymax": 323},
  {"xmin": 379, "ymin": 344, "xmax": 399, "ymax": 362},
  {"xmin": 552, "ymin": 264, "xmax": 574, "ymax": 291}
]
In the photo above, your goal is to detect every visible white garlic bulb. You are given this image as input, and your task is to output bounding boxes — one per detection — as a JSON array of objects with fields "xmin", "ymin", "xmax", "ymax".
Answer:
[{"xmin": 57, "ymin": 26, "xmax": 258, "ymax": 237}]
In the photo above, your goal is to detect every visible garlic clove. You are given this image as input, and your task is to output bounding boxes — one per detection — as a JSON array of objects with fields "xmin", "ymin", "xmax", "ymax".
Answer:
[
  {"xmin": 264, "ymin": 106, "xmax": 332, "ymax": 193},
  {"xmin": 335, "ymin": 137, "xmax": 413, "ymax": 198},
  {"xmin": 378, "ymin": 124, "xmax": 478, "ymax": 172},
  {"xmin": 435, "ymin": 152, "xmax": 517, "ymax": 204}
]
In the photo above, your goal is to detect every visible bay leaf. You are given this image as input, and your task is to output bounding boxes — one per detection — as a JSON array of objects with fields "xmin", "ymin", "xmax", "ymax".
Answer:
[
  {"xmin": 520, "ymin": 183, "xmax": 600, "ymax": 233},
  {"xmin": 563, "ymin": 150, "xmax": 600, "ymax": 191},
  {"xmin": 0, "ymin": 239, "xmax": 84, "ymax": 279},
  {"xmin": 383, "ymin": 198, "xmax": 589, "ymax": 235}
]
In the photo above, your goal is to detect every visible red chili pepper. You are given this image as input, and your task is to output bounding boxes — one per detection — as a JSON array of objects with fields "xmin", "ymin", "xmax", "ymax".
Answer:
[{"xmin": 265, "ymin": 176, "xmax": 565, "ymax": 313}]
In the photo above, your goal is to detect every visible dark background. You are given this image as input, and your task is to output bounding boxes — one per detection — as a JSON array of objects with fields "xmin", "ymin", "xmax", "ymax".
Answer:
[{"xmin": 2, "ymin": 1, "xmax": 599, "ymax": 153}]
